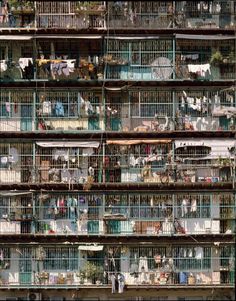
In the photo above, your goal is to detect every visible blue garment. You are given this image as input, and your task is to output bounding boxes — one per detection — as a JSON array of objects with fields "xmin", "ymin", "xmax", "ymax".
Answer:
[
  {"xmin": 67, "ymin": 197, "xmax": 77, "ymax": 220},
  {"xmin": 179, "ymin": 272, "xmax": 188, "ymax": 284},
  {"xmin": 55, "ymin": 102, "xmax": 64, "ymax": 117}
]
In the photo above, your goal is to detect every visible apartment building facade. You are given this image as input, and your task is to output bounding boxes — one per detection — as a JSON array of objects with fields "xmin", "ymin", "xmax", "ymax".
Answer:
[{"xmin": 0, "ymin": 1, "xmax": 235, "ymax": 300}]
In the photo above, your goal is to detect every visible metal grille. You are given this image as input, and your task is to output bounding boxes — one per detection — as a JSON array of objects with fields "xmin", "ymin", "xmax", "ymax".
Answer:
[
  {"xmin": 0, "ymin": 193, "xmax": 235, "ymax": 236},
  {"xmin": 0, "ymin": 244, "xmax": 234, "ymax": 286}
]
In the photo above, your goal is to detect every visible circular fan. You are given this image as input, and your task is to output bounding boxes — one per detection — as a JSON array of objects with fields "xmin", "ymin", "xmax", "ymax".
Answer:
[{"xmin": 151, "ymin": 57, "xmax": 173, "ymax": 80}]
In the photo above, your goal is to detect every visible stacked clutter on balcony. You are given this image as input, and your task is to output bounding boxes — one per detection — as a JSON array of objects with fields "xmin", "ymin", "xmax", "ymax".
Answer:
[{"xmin": 0, "ymin": 1, "xmax": 235, "ymax": 300}]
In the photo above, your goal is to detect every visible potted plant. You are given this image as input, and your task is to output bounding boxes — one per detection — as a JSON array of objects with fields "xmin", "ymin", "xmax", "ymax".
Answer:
[
  {"xmin": 210, "ymin": 51, "xmax": 223, "ymax": 65},
  {"xmin": 79, "ymin": 262, "xmax": 103, "ymax": 284}
]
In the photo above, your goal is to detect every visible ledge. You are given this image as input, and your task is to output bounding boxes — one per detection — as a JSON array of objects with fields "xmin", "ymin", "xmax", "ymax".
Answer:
[
  {"xmin": 0, "ymin": 284, "xmax": 233, "ymax": 290},
  {"xmin": 0, "ymin": 130, "xmax": 235, "ymax": 140},
  {"xmin": 0, "ymin": 182, "xmax": 234, "ymax": 192},
  {"xmin": 0, "ymin": 80, "xmax": 235, "ymax": 88},
  {"xmin": 0, "ymin": 234, "xmax": 234, "ymax": 244}
]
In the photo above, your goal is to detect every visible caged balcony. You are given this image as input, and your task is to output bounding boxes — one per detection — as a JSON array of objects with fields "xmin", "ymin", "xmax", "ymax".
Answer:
[
  {"xmin": 0, "ymin": 87, "xmax": 235, "ymax": 133},
  {"xmin": 107, "ymin": 1, "xmax": 236, "ymax": 30},
  {"xmin": 0, "ymin": 37, "xmax": 235, "ymax": 82},
  {"xmin": 0, "ymin": 244, "xmax": 234, "ymax": 287},
  {"xmin": 0, "ymin": 192, "xmax": 235, "ymax": 236},
  {"xmin": 0, "ymin": 1, "xmax": 106, "ymax": 30},
  {"xmin": 105, "ymin": 88, "xmax": 236, "ymax": 132},
  {"xmin": 0, "ymin": 39, "xmax": 104, "ymax": 82},
  {"xmin": 0, "ymin": 139, "xmax": 235, "ymax": 185},
  {"xmin": 104, "ymin": 37, "xmax": 235, "ymax": 81},
  {"xmin": 35, "ymin": 1, "xmax": 106, "ymax": 29},
  {"xmin": 104, "ymin": 139, "xmax": 236, "ymax": 184},
  {"xmin": 0, "ymin": 0, "xmax": 35, "ymax": 29}
]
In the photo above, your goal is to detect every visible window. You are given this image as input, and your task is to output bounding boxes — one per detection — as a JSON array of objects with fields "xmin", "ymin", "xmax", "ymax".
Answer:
[
  {"xmin": 173, "ymin": 246, "xmax": 211, "ymax": 270},
  {"xmin": 129, "ymin": 90, "xmax": 173, "ymax": 118},
  {"xmin": 43, "ymin": 247, "xmax": 78, "ymax": 270}
]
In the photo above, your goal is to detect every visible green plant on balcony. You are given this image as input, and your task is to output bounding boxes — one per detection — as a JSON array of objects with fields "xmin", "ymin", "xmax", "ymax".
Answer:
[
  {"xmin": 9, "ymin": 0, "xmax": 34, "ymax": 11},
  {"xmin": 78, "ymin": 261, "xmax": 103, "ymax": 284},
  {"xmin": 210, "ymin": 51, "xmax": 223, "ymax": 65},
  {"xmin": 76, "ymin": 1, "xmax": 105, "ymax": 13}
]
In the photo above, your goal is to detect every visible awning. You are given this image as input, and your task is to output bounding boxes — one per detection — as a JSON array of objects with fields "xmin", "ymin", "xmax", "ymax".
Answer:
[
  {"xmin": 78, "ymin": 245, "xmax": 103, "ymax": 251},
  {"xmin": 105, "ymin": 36, "xmax": 159, "ymax": 40},
  {"xmin": 36, "ymin": 141, "xmax": 100, "ymax": 148},
  {"xmin": 107, "ymin": 139, "xmax": 171, "ymax": 145},
  {"xmin": 175, "ymin": 34, "xmax": 236, "ymax": 40},
  {"xmin": 175, "ymin": 139, "xmax": 235, "ymax": 159},
  {"xmin": 0, "ymin": 191, "xmax": 32, "ymax": 196},
  {"xmin": 35, "ymin": 34, "xmax": 102, "ymax": 39},
  {"xmin": 0, "ymin": 35, "xmax": 33, "ymax": 40},
  {"xmin": 0, "ymin": 35, "xmax": 102, "ymax": 40}
]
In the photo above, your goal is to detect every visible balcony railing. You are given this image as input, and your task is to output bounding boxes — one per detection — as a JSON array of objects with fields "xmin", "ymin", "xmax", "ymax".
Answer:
[
  {"xmin": 0, "ymin": 139, "xmax": 235, "ymax": 184},
  {"xmin": 107, "ymin": 1, "xmax": 236, "ymax": 30},
  {"xmin": 0, "ymin": 192, "xmax": 235, "ymax": 236},
  {"xmin": 0, "ymin": 88, "xmax": 235, "ymax": 132},
  {"xmin": 0, "ymin": 1, "xmax": 106, "ymax": 30},
  {"xmin": 1, "ymin": 1, "xmax": 235, "ymax": 30},
  {"xmin": 0, "ymin": 37, "xmax": 235, "ymax": 82},
  {"xmin": 0, "ymin": 245, "xmax": 234, "ymax": 287}
]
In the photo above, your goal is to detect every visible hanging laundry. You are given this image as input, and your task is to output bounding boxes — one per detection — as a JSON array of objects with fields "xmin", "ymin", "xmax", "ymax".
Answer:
[
  {"xmin": 0, "ymin": 60, "xmax": 7, "ymax": 72},
  {"xmin": 88, "ymin": 166, "xmax": 95, "ymax": 177},
  {"xmin": 190, "ymin": 198, "xmax": 197, "ymax": 212},
  {"xmin": 61, "ymin": 169, "xmax": 71, "ymax": 183},
  {"xmin": 214, "ymin": 94, "xmax": 221, "ymax": 106},
  {"xmin": 0, "ymin": 157, "xmax": 8, "ymax": 164},
  {"xmin": 215, "ymin": 3, "xmax": 221, "ymax": 13},
  {"xmin": 188, "ymin": 64, "xmax": 211, "ymax": 77},
  {"xmin": 5, "ymin": 102, "xmax": 10, "ymax": 113},
  {"xmin": 138, "ymin": 256, "xmax": 148, "ymax": 272},
  {"xmin": 181, "ymin": 198, "xmax": 188, "ymax": 217},
  {"xmin": 226, "ymin": 94, "xmax": 234, "ymax": 104},
  {"xmin": 9, "ymin": 148, "xmax": 19, "ymax": 164},
  {"xmin": 129, "ymin": 154, "xmax": 136, "ymax": 167},
  {"xmin": 195, "ymin": 247, "xmax": 203, "ymax": 259},
  {"xmin": 66, "ymin": 59, "xmax": 76, "ymax": 73},
  {"xmin": 195, "ymin": 98, "xmax": 201, "ymax": 111},
  {"xmin": 85, "ymin": 100, "xmax": 94, "ymax": 116},
  {"xmin": 0, "ymin": 249, "xmax": 4, "ymax": 261},
  {"xmin": 82, "ymin": 148, "xmax": 94, "ymax": 156},
  {"xmin": 42, "ymin": 101, "xmax": 52, "ymax": 115},
  {"xmin": 118, "ymin": 273, "xmax": 125, "ymax": 293},
  {"xmin": 181, "ymin": 54, "xmax": 199, "ymax": 61},
  {"xmin": 18, "ymin": 58, "xmax": 33, "ymax": 71},
  {"xmin": 53, "ymin": 149, "xmax": 69, "ymax": 161},
  {"xmin": 58, "ymin": 198, "xmax": 66, "ymax": 214},
  {"xmin": 55, "ymin": 101, "xmax": 65, "ymax": 117},
  {"xmin": 186, "ymin": 97, "xmax": 196, "ymax": 109}
]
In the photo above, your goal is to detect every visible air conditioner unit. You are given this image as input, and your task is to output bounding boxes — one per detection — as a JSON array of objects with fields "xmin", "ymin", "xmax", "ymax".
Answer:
[{"xmin": 27, "ymin": 293, "xmax": 42, "ymax": 301}]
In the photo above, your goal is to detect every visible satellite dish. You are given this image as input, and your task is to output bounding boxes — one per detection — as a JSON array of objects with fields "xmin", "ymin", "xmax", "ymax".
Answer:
[{"xmin": 151, "ymin": 57, "xmax": 173, "ymax": 80}]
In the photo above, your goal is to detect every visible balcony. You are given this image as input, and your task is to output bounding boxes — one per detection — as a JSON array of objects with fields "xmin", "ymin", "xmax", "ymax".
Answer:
[
  {"xmin": 0, "ymin": 87, "xmax": 235, "ymax": 133},
  {"xmin": 35, "ymin": 1, "xmax": 106, "ymax": 29},
  {"xmin": 0, "ymin": 1, "xmax": 106, "ymax": 30},
  {"xmin": 0, "ymin": 1, "xmax": 35, "ymax": 29},
  {"xmin": 104, "ymin": 37, "xmax": 235, "ymax": 81},
  {"xmin": 0, "ymin": 37, "xmax": 235, "ymax": 82},
  {"xmin": 0, "ymin": 244, "xmax": 234, "ymax": 288},
  {"xmin": 0, "ymin": 1, "xmax": 235, "ymax": 31},
  {"xmin": 0, "ymin": 192, "xmax": 235, "ymax": 236},
  {"xmin": 107, "ymin": 1, "xmax": 236, "ymax": 30},
  {"xmin": 0, "ymin": 139, "xmax": 235, "ymax": 185}
]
